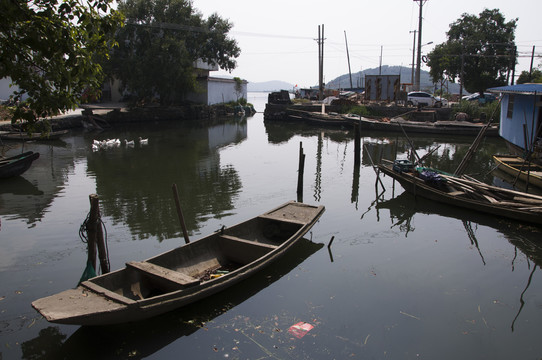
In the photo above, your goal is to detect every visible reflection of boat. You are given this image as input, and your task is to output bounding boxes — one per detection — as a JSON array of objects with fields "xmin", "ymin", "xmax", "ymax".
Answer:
[
  {"xmin": 345, "ymin": 115, "xmax": 499, "ymax": 136},
  {"xmin": 493, "ymin": 155, "xmax": 542, "ymax": 189},
  {"xmin": 29, "ymin": 238, "xmax": 324, "ymax": 359},
  {"xmin": 0, "ymin": 151, "xmax": 40, "ymax": 178},
  {"xmin": 32, "ymin": 201, "xmax": 325, "ymax": 325},
  {"xmin": 0, "ymin": 129, "xmax": 69, "ymax": 141},
  {"xmin": 378, "ymin": 161, "xmax": 542, "ymax": 226}
]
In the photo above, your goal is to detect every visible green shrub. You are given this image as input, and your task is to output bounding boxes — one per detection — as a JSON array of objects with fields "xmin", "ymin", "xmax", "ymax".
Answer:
[
  {"xmin": 340, "ymin": 105, "xmax": 371, "ymax": 116},
  {"xmin": 451, "ymin": 100, "xmax": 500, "ymax": 121}
]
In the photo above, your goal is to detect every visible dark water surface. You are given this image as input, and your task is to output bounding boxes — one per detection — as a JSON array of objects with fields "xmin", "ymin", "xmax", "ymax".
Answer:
[{"xmin": 1, "ymin": 93, "xmax": 542, "ymax": 359}]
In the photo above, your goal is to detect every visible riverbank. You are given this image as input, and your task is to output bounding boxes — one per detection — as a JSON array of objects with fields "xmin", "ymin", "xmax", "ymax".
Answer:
[{"xmin": 0, "ymin": 102, "xmax": 255, "ymax": 132}]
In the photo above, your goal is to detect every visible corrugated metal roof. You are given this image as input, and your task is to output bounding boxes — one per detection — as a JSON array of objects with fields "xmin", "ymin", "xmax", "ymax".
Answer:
[{"xmin": 488, "ymin": 83, "xmax": 542, "ymax": 95}]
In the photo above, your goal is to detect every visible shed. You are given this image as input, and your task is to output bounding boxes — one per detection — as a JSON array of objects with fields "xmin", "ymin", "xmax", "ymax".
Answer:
[{"xmin": 489, "ymin": 84, "xmax": 542, "ymax": 159}]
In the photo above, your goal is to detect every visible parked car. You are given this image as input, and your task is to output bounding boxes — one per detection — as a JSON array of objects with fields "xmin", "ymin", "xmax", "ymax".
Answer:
[
  {"xmin": 407, "ymin": 91, "xmax": 444, "ymax": 108},
  {"xmin": 462, "ymin": 93, "xmax": 497, "ymax": 104},
  {"xmin": 434, "ymin": 96, "xmax": 448, "ymax": 107}
]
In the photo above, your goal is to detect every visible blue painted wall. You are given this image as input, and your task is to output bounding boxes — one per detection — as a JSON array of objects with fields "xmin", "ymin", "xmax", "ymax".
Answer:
[{"xmin": 499, "ymin": 93, "xmax": 540, "ymax": 150}]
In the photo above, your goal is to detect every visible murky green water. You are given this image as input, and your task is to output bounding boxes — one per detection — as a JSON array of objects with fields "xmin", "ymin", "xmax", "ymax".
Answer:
[{"xmin": 1, "ymin": 93, "xmax": 542, "ymax": 359}]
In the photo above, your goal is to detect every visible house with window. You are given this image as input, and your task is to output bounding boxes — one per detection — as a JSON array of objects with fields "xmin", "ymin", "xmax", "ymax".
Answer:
[{"xmin": 489, "ymin": 84, "xmax": 542, "ymax": 162}]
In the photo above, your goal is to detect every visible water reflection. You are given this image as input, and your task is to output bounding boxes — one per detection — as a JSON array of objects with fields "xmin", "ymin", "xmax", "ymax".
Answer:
[
  {"xmin": 0, "ymin": 140, "xmax": 81, "ymax": 227},
  {"xmin": 375, "ymin": 190, "xmax": 542, "ymax": 331},
  {"xmin": 20, "ymin": 238, "xmax": 323, "ymax": 360},
  {"xmin": 86, "ymin": 119, "xmax": 247, "ymax": 241}
]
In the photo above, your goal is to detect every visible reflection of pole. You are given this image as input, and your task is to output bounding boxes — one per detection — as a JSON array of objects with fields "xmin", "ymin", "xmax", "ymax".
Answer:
[
  {"xmin": 352, "ymin": 122, "xmax": 361, "ymax": 205},
  {"xmin": 354, "ymin": 120, "xmax": 361, "ymax": 165},
  {"xmin": 297, "ymin": 142, "xmax": 305, "ymax": 202},
  {"xmin": 314, "ymin": 133, "xmax": 323, "ymax": 201}
]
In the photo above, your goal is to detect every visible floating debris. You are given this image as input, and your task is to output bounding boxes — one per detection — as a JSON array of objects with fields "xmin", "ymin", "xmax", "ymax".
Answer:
[{"xmin": 288, "ymin": 322, "xmax": 314, "ymax": 339}]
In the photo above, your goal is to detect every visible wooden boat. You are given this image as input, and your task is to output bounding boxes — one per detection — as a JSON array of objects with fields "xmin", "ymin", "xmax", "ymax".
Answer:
[
  {"xmin": 493, "ymin": 155, "xmax": 542, "ymax": 189},
  {"xmin": 0, "ymin": 151, "xmax": 40, "ymax": 178},
  {"xmin": 344, "ymin": 115, "xmax": 500, "ymax": 136},
  {"xmin": 32, "ymin": 201, "xmax": 325, "ymax": 325},
  {"xmin": 378, "ymin": 161, "xmax": 542, "ymax": 226},
  {"xmin": 285, "ymin": 109, "xmax": 352, "ymax": 127},
  {"xmin": 0, "ymin": 129, "xmax": 69, "ymax": 141}
]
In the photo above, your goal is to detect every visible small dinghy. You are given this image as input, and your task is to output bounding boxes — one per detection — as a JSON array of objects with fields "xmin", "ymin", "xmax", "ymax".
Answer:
[{"xmin": 32, "ymin": 201, "xmax": 325, "ymax": 325}]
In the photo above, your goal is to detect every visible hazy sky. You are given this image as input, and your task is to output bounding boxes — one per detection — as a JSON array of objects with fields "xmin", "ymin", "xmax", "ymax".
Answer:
[{"xmin": 194, "ymin": 0, "xmax": 542, "ymax": 88}]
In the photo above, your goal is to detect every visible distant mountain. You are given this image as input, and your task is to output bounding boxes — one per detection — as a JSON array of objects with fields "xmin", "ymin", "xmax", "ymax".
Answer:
[
  {"xmin": 326, "ymin": 65, "xmax": 461, "ymax": 94},
  {"xmin": 247, "ymin": 80, "xmax": 295, "ymax": 92}
]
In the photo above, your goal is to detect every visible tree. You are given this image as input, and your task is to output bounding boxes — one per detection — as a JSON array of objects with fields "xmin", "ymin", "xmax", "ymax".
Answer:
[
  {"xmin": 517, "ymin": 68, "xmax": 542, "ymax": 84},
  {"xmin": 0, "ymin": 0, "xmax": 123, "ymax": 125},
  {"xmin": 427, "ymin": 9, "xmax": 517, "ymax": 95},
  {"xmin": 108, "ymin": 0, "xmax": 240, "ymax": 105}
]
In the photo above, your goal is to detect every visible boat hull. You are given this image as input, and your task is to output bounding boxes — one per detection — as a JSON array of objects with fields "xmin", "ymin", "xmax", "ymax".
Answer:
[
  {"xmin": 0, "ymin": 130, "xmax": 69, "ymax": 141},
  {"xmin": 0, "ymin": 151, "xmax": 40, "ymax": 178},
  {"xmin": 378, "ymin": 164, "xmax": 542, "ymax": 225},
  {"xmin": 32, "ymin": 202, "xmax": 325, "ymax": 325},
  {"xmin": 493, "ymin": 155, "xmax": 542, "ymax": 189},
  {"xmin": 351, "ymin": 116, "xmax": 499, "ymax": 136}
]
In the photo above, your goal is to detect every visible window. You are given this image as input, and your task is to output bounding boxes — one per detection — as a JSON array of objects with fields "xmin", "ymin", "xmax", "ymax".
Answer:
[{"xmin": 506, "ymin": 94, "xmax": 515, "ymax": 119}]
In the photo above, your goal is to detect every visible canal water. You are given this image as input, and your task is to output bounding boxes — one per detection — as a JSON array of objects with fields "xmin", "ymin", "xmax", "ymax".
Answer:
[{"xmin": 1, "ymin": 92, "xmax": 542, "ymax": 359}]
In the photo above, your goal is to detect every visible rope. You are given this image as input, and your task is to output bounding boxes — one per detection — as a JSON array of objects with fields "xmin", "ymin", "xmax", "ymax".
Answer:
[{"xmin": 78, "ymin": 210, "xmax": 110, "ymax": 274}]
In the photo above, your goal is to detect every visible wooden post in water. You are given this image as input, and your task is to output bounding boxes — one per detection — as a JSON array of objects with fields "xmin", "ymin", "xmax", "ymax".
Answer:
[
  {"xmin": 297, "ymin": 142, "xmax": 305, "ymax": 202},
  {"xmin": 87, "ymin": 194, "xmax": 109, "ymax": 273},
  {"xmin": 172, "ymin": 184, "xmax": 190, "ymax": 244}
]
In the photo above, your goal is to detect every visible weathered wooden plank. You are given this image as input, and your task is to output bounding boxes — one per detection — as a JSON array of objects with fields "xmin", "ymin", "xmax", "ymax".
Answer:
[{"xmin": 126, "ymin": 261, "xmax": 199, "ymax": 286}]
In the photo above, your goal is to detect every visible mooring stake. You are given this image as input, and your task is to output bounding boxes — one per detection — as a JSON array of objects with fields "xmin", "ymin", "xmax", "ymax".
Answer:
[{"xmin": 172, "ymin": 184, "xmax": 190, "ymax": 244}]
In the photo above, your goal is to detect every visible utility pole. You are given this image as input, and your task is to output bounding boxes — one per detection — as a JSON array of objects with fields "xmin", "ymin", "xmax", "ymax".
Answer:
[
  {"xmin": 511, "ymin": 46, "xmax": 518, "ymax": 85},
  {"xmin": 413, "ymin": 0, "xmax": 426, "ymax": 91},
  {"xmin": 344, "ymin": 31, "xmax": 353, "ymax": 88},
  {"xmin": 530, "ymin": 46, "xmax": 536, "ymax": 81},
  {"xmin": 410, "ymin": 30, "xmax": 417, "ymax": 88},
  {"xmin": 379, "ymin": 46, "xmax": 383, "ymax": 75},
  {"xmin": 317, "ymin": 25, "xmax": 325, "ymax": 101}
]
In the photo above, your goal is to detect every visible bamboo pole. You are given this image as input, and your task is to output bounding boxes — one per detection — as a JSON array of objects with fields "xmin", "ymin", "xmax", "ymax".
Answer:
[{"xmin": 172, "ymin": 184, "xmax": 190, "ymax": 244}]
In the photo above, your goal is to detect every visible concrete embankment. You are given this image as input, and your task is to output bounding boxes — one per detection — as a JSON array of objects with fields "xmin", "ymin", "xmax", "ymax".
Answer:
[
  {"xmin": 264, "ymin": 103, "xmax": 452, "ymax": 121},
  {"xmin": 0, "ymin": 103, "xmax": 253, "ymax": 131}
]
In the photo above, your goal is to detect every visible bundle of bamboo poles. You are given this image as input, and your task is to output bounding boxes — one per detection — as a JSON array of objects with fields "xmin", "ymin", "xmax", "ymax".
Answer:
[{"xmin": 440, "ymin": 173, "xmax": 542, "ymax": 213}]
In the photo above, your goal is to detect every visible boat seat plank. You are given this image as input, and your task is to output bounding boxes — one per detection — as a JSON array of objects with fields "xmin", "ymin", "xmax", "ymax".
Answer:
[
  {"xmin": 82, "ymin": 281, "xmax": 137, "ymax": 305},
  {"xmin": 448, "ymin": 191, "xmax": 465, "ymax": 196},
  {"xmin": 219, "ymin": 234, "xmax": 278, "ymax": 249},
  {"xmin": 126, "ymin": 261, "xmax": 200, "ymax": 286},
  {"xmin": 257, "ymin": 214, "xmax": 306, "ymax": 225}
]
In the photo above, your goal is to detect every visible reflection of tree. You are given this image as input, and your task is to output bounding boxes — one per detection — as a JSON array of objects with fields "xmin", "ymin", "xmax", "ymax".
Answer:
[
  {"xmin": 86, "ymin": 121, "xmax": 243, "ymax": 241},
  {"xmin": 21, "ymin": 326, "xmax": 66, "ymax": 360}
]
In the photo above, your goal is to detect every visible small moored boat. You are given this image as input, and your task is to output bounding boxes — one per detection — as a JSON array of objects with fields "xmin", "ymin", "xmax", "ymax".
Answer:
[
  {"xmin": 0, "ymin": 129, "xmax": 69, "ymax": 141},
  {"xmin": 378, "ymin": 160, "xmax": 542, "ymax": 226},
  {"xmin": 493, "ymin": 155, "xmax": 542, "ymax": 189},
  {"xmin": 0, "ymin": 151, "xmax": 40, "ymax": 178},
  {"xmin": 32, "ymin": 201, "xmax": 325, "ymax": 325}
]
